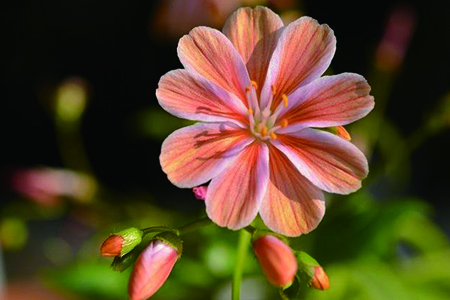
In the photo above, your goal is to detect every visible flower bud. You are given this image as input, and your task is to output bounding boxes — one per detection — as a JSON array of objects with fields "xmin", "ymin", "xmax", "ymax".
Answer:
[
  {"xmin": 128, "ymin": 232, "xmax": 182, "ymax": 300},
  {"xmin": 253, "ymin": 235, "xmax": 298, "ymax": 288},
  {"xmin": 101, "ymin": 235, "xmax": 124, "ymax": 257},
  {"xmin": 310, "ymin": 265, "xmax": 329, "ymax": 290},
  {"xmin": 296, "ymin": 251, "xmax": 329, "ymax": 290},
  {"xmin": 192, "ymin": 185, "xmax": 207, "ymax": 200},
  {"xmin": 100, "ymin": 227, "xmax": 143, "ymax": 257},
  {"xmin": 322, "ymin": 126, "xmax": 351, "ymax": 141}
]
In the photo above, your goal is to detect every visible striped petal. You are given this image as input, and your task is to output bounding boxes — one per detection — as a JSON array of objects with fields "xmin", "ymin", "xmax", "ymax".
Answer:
[
  {"xmin": 178, "ymin": 26, "xmax": 251, "ymax": 106},
  {"xmin": 261, "ymin": 16, "xmax": 336, "ymax": 110},
  {"xmin": 260, "ymin": 145, "xmax": 325, "ymax": 237},
  {"xmin": 160, "ymin": 122, "xmax": 253, "ymax": 188},
  {"xmin": 223, "ymin": 6, "xmax": 284, "ymax": 95},
  {"xmin": 206, "ymin": 142, "xmax": 269, "ymax": 230},
  {"xmin": 273, "ymin": 128, "xmax": 368, "ymax": 194},
  {"xmin": 278, "ymin": 73, "xmax": 374, "ymax": 133},
  {"xmin": 157, "ymin": 69, "xmax": 248, "ymax": 125}
]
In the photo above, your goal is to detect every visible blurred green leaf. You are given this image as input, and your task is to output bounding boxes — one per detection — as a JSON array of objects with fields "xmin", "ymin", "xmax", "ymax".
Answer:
[{"xmin": 47, "ymin": 261, "xmax": 129, "ymax": 299}]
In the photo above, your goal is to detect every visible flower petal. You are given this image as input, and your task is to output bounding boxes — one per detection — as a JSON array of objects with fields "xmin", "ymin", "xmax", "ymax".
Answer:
[
  {"xmin": 157, "ymin": 69, "xmax": 248, "ymax": 124},
  {"xmin": 273, "ymin": 128, "xmax": 368, "ymax": 194},
  {"xmin": 223, "ymin": 7, "xmax": 284, "ymax": 94},
  {"xmin": 261, "ymin": 16, "xmax": 336, "ymax": 109},
  {"xmin": 178, "ymin": 26, "xmax": 251, "ymax": 106},
  {"xmin": 260, "ymin": 145, "xmax": 325, "ymax": 237},
  {"xmin": 206, "ymin": 142, "xmax": 269, "ymax": 230},
  {"xmin": 160, "ymin": 122, "xmax": 253, "ymax": 188},
  {"xmin": 278, "ymin": 73, "xmax": 374, "ymax": 132}
]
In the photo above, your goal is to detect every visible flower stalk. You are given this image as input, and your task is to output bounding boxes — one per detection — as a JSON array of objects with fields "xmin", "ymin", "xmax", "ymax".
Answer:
[{"xmin": 232, "ymin": 229, "xmax": 251, "ymax": 300}]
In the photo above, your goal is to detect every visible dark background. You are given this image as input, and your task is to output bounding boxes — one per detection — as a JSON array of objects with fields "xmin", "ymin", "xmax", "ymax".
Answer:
[{"xmin": 2, "ymin": 0, "xmax": 449, "ymax": 224}]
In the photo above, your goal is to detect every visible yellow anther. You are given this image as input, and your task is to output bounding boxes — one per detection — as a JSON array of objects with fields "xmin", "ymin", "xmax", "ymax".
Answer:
[
  {"xmin": 250, "ymin": 80, "xmax": 258, "ymax": 89},
  {"xmin": 280, "ymin": 119, "xmax": 289, "ymax": 128},
  {"xmin": 282, "ymin": 93, "xmax": 289, "ymax": 108},
  {"xmin": 270, "ymin": 131, "xmax": 277, "ymax": 140},
  {"xmin": 261, "ymin": 125, "xmax": 268, "ymax": 137},
  {"xmin": 271, "ymin": 85, "xmax": 277, "ymax": 94},
  {"xmin": 247, "ymin": 107, "xmax": 253, "ymax": 115}
]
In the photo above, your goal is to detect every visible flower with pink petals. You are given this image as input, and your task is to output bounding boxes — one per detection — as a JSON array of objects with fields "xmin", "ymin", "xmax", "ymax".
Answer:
[
  {"xmin": 157, "ymin": 7, "xmax": 374, "ymax": 236},
  {"xmin": 128, "ymin": 239, "xmax": 180, "ymax": 300}
]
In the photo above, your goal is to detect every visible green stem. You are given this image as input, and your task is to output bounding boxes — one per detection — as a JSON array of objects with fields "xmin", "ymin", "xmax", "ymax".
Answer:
[
  {"xmin": 177, "ymin": 217, "xmax": 212, "ymax": 235},
  {"xmin": 232, "ymin": 230, "xmax": 251, "ymax": 300},
  {"xmin": 141, "ymin": 226, "xmax": 177, "ymax": 235}
]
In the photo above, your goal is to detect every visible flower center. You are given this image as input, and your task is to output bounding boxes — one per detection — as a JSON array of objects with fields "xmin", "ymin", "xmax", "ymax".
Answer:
[{"xmin": 245, "ymin": 81, "xmax": 289, "ymax": 141}]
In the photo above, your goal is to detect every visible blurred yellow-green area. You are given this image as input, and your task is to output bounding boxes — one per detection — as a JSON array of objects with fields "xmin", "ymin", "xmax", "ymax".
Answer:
[{"xmin": 1, "ymin": 0, "xmax": 450, "ymax": 299}]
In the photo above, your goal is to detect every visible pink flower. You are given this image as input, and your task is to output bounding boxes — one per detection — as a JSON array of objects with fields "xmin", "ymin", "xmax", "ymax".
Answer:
[
  {"xmin": 153, "ymin": 0, "xmax": 241, "ymax": 39},
  {"xmin": 128, "ymin": 240, "xmax": 179, "ymax": 300},
  {"xmin": 157, "ymin": 7, "xmax": 374, "ymax": 236},
  {"xmin": 253, "ymin": 235, "xmax": 297, "ymax": 287},
  {"xmin": 11, "ymin": 168, "xmax": 96, "ymax": 206},
  {"xmin": 193, "ymin": 185, "xmax": 208, "ymax": 200}
]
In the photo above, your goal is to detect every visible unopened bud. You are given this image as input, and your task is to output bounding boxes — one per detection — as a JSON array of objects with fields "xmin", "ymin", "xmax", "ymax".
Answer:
[
  {"xmin": 193, "ymin": 185, "xmax": 208, "ymax": 200},
  {"xmin": 296, "ymin": 251, "xmax": 329, "ymax": 290},
  {"xmin": 101, "ymin": 235, "xmax": 124, "ymax": 257},
  {"xmin": 253, "ymin": 235, "xmax": 298, "ymax": 288},
  {"xmin": 101, "ymin": 227, "xmax": 143, "ymax": 258},
  {"xmin": 128, "ymin": 232, "xmax": 182, "ymax": 300},
  {"xmin": 322, "ymin": 126, "xmax": 351, "ymax": 141},
  {"xmin": 310, "ymin": 265, "xmax": 329, "ymax": 290}
]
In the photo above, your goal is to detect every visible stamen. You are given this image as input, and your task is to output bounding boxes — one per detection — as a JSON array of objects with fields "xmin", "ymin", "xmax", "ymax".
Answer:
[
  {"xmin": 261, "ymin": 125, "xmax": 268, "ymax": 137},
  {"xmin": 245, "ymin": 80, "xmax": 260, "ymax": 115},
  {"xmin": 248, "ymin": 108, "xmax": 253, "ymax": 115},
  {"xmin": 280, "ymin": 119, "xmax": 289, "ymax": 128},
  {"xmin": 282, "ymin": 94, "xmax": 288, "ymax": 108},
  {"xmin": 270, "ymin": 131, "xmax": 277, "ymax": 140}
]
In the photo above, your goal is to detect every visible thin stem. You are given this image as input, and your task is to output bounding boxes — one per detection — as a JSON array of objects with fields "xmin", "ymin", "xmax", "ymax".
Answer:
[
  {"xmin": 141, "ymin": 226, "xmax": 177, "ymax": 235},
  {"xmin": 232, "ymin": 230, "xmax": 251, "ymax": 300},
  {"xmin": 177, "ymin": 217, "xmax": 212, "ymax": 235}
]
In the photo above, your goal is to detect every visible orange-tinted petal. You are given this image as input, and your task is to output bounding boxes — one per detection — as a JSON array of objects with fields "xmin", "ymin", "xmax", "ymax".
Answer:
[
  {"xmin": 260, "ymin": 145, "xmax": 325, "ymax": 237},
  {"xmin": 273, "ymin": 128, "xmax": 368, "ymax": 194},
  {"xmin": 261, "ymin": 16, "xmax": 336, "ymax": 110},
  {"xmin": 206, "ymin": 142, "xmax": 269, "ymax": 230},
  {"xmin": 178, "ymin": 26, "xmax": 251, "ymax": 106},
  {"xmin": 223, "ymin": 7, "xmax": 284, "ymax": 95},
  {"xmin": 128, "ymin": 240, "xmax": 178, "ymax": 300},
  {"xmin": 278, "ymin": 73, "xmax": 374, "ymax": 132},
  {"xmin": 160, "ymin": 122, "xmax": 253, "ymax": 188},
  {"xmin": 253, "ymin": 235, "xmax": 298, "ymax": 287},
  {"xmin": 157, "ymin": 69, "xmax": 247, "ymax": 125}
]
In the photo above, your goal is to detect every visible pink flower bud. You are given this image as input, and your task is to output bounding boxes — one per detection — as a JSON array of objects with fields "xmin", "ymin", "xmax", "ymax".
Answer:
[
  {"xmin": 192, "ymin": 186, "xmax": 208, "ymax": 200},
  {"xmin": 310, "ymin": 266, "xmax": 329, "ymax": 290},
  {"xmin": 100, "ymin": 235, "xmax": 123, "ymax": 257},
  {"xmin": 128, "ymin": 240, "xmax": 179, "ymax": 300},
  {"xmin": 253, "ymin": 235, "xmax": 298, "ymax": 288}
]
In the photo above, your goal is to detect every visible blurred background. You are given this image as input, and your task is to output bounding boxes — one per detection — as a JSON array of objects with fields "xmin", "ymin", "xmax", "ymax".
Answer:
[{"xmin": 1, "ymin": 0, "xmax": 450, "ymax": 299}]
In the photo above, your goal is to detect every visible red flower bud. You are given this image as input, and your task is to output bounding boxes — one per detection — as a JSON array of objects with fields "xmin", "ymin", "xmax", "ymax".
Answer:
[
  {"xmin": 100, "ymin": 227, "xmax": 143, "ymax": 257},
  {"xmin": 253, "ymin": 235, "xmax": 298, "ymax": 288},
  {"xmin": 128, "ymin": 239, "xmax": 179, "ymax": 300},
  {"xmin": 192, "ymin": 186, "xmax": 207, "ymax": 200},
  {"xmin": 100, "ymin": 235, "xmax": 123, "ymax": 257},
  {"xmin": 310, "ymin": 266, "xmax": 329, "ymax": 290}
]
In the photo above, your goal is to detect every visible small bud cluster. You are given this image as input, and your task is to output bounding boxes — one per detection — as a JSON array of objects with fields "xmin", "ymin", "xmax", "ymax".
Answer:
[{"xmin": 100, "ymin": 227, "xmax": 182, "ymax": 300}]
